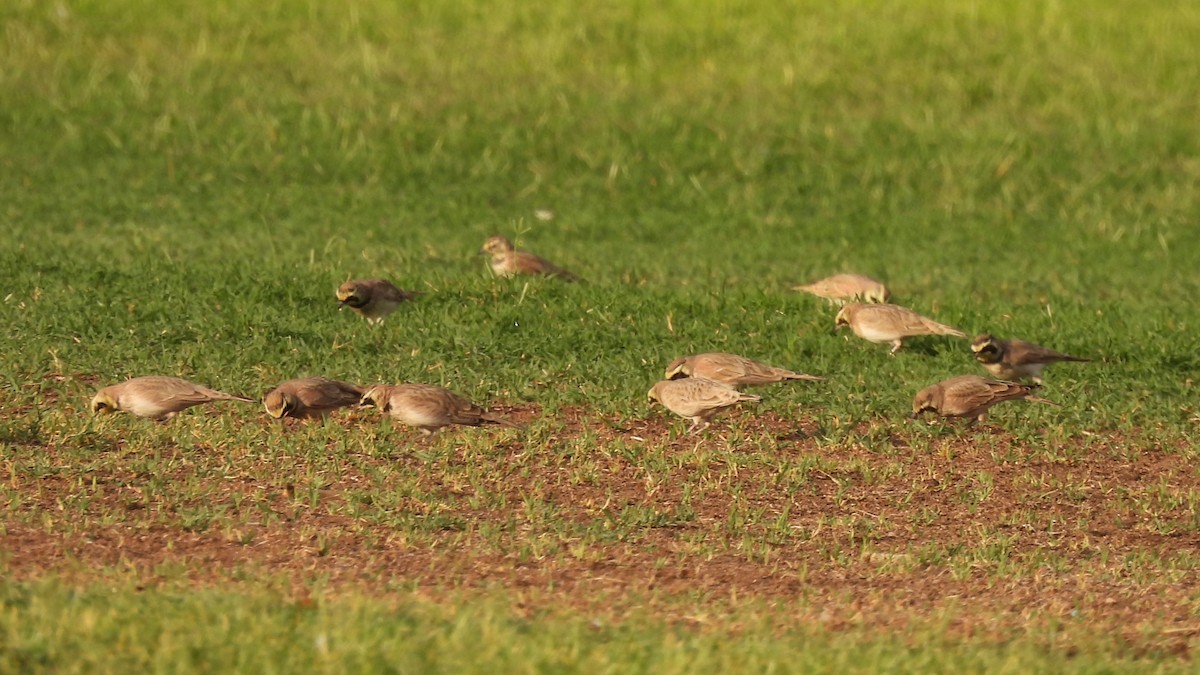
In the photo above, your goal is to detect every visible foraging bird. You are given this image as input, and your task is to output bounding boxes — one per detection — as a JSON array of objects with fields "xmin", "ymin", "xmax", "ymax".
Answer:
[
  {"xmin": 359, "ymin": 383, "xmax": 515, "ymax": 435},
  {"xmin": 834, "ymin": 303, "xmax": 966, "ymax": 354},
  {"xmin": 970, "ymin": 334, "xmax": 1090, "ymax": 385},
  {"xmin": 647, "ymin": 378, "xmax": 760, "ymax": 435},
  {"xmin": 793, "ymin": 273, "xmax": 891, "ymax": 305},
  {"xmin": 336, "ymin": 279, "xmax": 418, "ymax": 325},
  {"xmin": 664, "ymin": 352, "xmax": 823, "ymax": 387},
  {"xmin": 264, "ymin": 377, "xmax": 364, "ymax": 419},
  {"xmin": 90, "ymin": 376, "xmax": 253, "ymax": 421},
  {"xmin": 480, "ymin": 235, "xmax": 580, "ymax": 281},
  {"xmin": 911, "ymin": 374, "xmax": 1057, "ymax": 423}
]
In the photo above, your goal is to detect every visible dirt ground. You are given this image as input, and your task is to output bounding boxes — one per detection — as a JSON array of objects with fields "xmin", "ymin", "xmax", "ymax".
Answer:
[{"xmin": 4, "ymin": 403, "xmax": 1200, "ymax": 657}]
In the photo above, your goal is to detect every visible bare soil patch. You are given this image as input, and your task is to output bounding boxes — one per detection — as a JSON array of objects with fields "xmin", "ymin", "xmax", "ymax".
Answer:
[{"xmin": 4, "ymin": 404, "xmax": 1200, "ymax": 655}]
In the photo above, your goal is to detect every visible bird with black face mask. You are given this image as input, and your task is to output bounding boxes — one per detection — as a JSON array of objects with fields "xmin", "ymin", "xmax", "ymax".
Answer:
[
  {"xmin": 970, "ymin": 334, "xmax": 1089, "ymax": 385},
  {"xmin": 336, "ymin": 279, "xmax": 418, "ymax": 325}
]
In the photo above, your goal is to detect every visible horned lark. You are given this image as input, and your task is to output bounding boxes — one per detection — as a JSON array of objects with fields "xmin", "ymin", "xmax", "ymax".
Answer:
[
  {"xmin": 90, "ymin": 376, "xmax": 253, "ymax": 421},
  {"xmin": 970, "ymin": 334, "xmax": 1090, "ymax": 384},
  {"xmin": 263, "ymin": 377, "xmax": 364, "ymax": 419},
  {"xmin": 359, "ymin": 384, "xmax": 515, "ymax": 435},
  {"xmin": 664, "ymin": 352, "xmax": 823, "ymax": 387},
  {"xmin": 911, "ymin": 374, "xmax": 1057, "ymax": 423},
  {"xmin": 336, "ymin": 279, "xmax": 418, "ymax": 325},
  {"xmin": 793, "ymin": 273, "xmax": 891, "ymax": 305},
  {"xmin": 647, "ymin": 378, "xmax": 761, "ymax": 435},
  {"xmin": 834, "ymin": 303, "xmax": 966, "ymax": 354},
  {"xmin": 480, "ymin": 235, "xmax": 580, "ymax": 281}
]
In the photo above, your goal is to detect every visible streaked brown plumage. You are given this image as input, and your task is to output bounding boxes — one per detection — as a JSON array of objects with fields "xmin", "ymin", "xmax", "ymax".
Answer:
[
  {"xmin": 835, "ymin": 303, "xmax": 966, "ymax": 354},
  {"xmin": 359, "ymin": 383, "xmax": 515, "ymax": 435},
  {"xmin": 480, "ymin": 235, "xmax": 579, "ymax": 281},
  {"xmin": 90, "ymin": 376, "xmax": 253, "ymax": 421},
  {"xmin": 264, "ymin": 377, "xmax": 364, "ymax": 419},
  {"xmin": 647, "ymin": 378, "xmax": 761, "ymax": 434},
  {"xmin": 970, "ymin": 334, "xmax": 1090, "ymax": 385},
  {"xmin": 336, "ymin": 279, "xmax": 418, "ymax": 325},
  {"xmin": 664, "ymin": 352, "xmax": 823, "ymax": 387},
  {"xmin": 911, "ymin": 374, "xmax": 1057, "ymax": 423},
  {"xmin": 793, "ymin": 273, "xmax": 891, "ymax": 305}
]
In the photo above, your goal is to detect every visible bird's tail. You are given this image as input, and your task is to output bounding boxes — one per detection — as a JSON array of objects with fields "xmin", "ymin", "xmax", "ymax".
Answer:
[
  {"xmin": 782, "ymin": 371, "xmax": 825, "ymax": 382},
  {"xmin": 930, "ymin": 321, "xmax": 967, "ymax": 338},
  {"xmin": 483, "ymin": 412, "xmax": 522, "ymax": 429}
]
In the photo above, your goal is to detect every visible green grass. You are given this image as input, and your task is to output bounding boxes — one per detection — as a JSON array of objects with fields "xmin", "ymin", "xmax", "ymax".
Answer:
[
  {"xmin": 0, "ymin": 579, "xmax": 1186, "ymax": 674},
  {"xmin": 3, "ymin": 0, "xmax": 1200, "ymax": 670}
]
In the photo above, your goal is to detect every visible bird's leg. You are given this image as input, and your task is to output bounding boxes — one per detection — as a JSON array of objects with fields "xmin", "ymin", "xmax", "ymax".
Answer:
[{"xmin": 889, "ymin": 340, "xmax": 904, "ymax": 355}]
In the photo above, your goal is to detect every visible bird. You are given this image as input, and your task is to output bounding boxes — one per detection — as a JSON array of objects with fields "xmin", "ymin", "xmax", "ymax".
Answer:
[
  {"xmin": 647, "ymin": 378, "xmax": 761, "ymax": 435},
  {"xmin": 263, "ymin": 377, "xmax": 364, "ymax": 419},
  {"xmin": 664, "ymin": 352, "xmax": 824, "ymax": 387},
  {"xmin": 359, "ymin": 383, "xmax": 515, "ymax": 435},
  {"xmin": 970, "ymin": 334, "xmax": 1090, "ymax": 385},
  {"xmin": 479, "ymin": 235, "xmax": 580, "ymax": 281},
  {"xmin": 911, "ymin": 374, "xmax": 1058, "ymax": 423},
  {"xmin": 793, "ymin": 273, "xmax": 891, "ymax": 305},
  {"xmin": 834, "ymin": 303, "xmax": 966, "ymax": 354},
  {"xmin": 336, "ymin": 279, "xmax": 418, "ymax": 325},
  {"xmin": 90, "ymin": 376, "xmax": 253, "ymax": 421}
]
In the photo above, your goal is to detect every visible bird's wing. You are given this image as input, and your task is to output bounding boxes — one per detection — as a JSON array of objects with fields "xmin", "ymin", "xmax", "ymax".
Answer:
[
  {"xmin": 307, "ymin": 379, "xmax": 364, "ymax": 407},
  {"xmin": 374, "ymin": 281, "xmax": 419, "ymax": 303},
  {"xmin": 516, "ymin": 251, "xmax": 580, "ymax": 281},
  {"xmin": 1008, "ymin": 340, "xmax": 1089, "ymax": 365}
]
